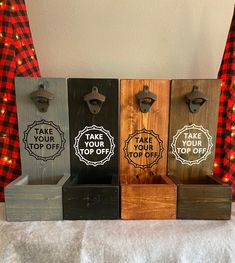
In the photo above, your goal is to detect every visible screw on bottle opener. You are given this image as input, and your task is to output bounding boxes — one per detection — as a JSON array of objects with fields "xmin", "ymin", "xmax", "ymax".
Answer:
[
  {"xmin": 185, "ymin": 85, "xmax": 208, "ymax": 113},
  {"xmin": 84, "ymin": 86, "xmax": 106, "ymax": 114},
  {"xmin": 30, "ymin": 84, "xmax": 54, "ymax": 113},
  {"xmin": 136, "ymin": 85, "xmax": 157, "ymax": 113}
]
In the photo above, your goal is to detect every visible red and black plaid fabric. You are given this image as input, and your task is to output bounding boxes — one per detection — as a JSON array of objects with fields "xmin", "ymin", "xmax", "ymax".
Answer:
[
  {"xmin": 215, "ymin": 6, "xmax": 235, "ymax": 200},
  {"xmin": 0, "ymin": 0, "xmax": 40, "ymax": 201}
]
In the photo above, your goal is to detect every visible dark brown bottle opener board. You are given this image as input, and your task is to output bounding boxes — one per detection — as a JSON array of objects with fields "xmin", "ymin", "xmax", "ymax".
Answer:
[
  {"xmin": 168, "ymin": 79, "xmax": 232, "ymax": 220},
  {"xmin": 120, "ymin": 80, "xmax": 176, "ymax": 219},
  {"xmin": 63, "ymin": 78, "xmax": 119, "ymax": 220}
]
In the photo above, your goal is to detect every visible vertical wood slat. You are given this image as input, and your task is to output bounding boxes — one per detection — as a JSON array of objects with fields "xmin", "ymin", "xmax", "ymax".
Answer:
[{"xmin": 120, "ymin": 80, "xmax": 176, "ymax": 219}]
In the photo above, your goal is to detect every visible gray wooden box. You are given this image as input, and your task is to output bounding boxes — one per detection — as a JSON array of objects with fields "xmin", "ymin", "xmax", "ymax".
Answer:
[{"xmin": 5, "ymin": 78, "xmax": 70, "ymax": 221}]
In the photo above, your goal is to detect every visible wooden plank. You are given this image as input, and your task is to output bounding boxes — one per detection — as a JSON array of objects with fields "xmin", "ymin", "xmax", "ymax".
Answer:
[
  {"xmin": 120, "ymin": 80, "xmax": 170, "ymax": 184},
  {"xmin": 14, "ymin": 77, "xmax": 70, "ymax": 184},
  {"xmin": 5, "ymin": 176, "xmax": 64, "ymax": 221},
  {"xmin": 177, "ymin": 184, "xmax": 232, "ymax": 220},
  {"xmin": 122, "ymin": 180, "xmax": 176, "ymax": 219},
  {"xmin": 168, "ymin": 79, "xmax": 221, "ymax": 183},
  {"xmin": 63, "ymin": 183, "xmax": 119, "ymax": 220},
  {"xmin": 68, "ymin": 78, "xmax": 118, "ymax": 179}
]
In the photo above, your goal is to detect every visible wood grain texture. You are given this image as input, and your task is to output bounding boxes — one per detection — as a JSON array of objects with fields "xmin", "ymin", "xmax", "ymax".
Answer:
[
  {"xmin": 168, "ymin": 80, "xmax": 232, "ymax": 220},
  {"xmin": 121, "ymin": 176, "xmax": 176, "ymax": 219},
  {"xmin": 120, "ymin": 80, "xmax": 176, "ymax": 219},
  {"xmin": 168, "ymin": 79, "xmax": 221, "ymax": 182},
  {"xmin": 177, "ymin": 182, "xmax": 232, "ymax": 220},
  {"xmin": 5, "ymin": 174, "xmax": 70, "ymax": 221},
  {"xmin": 5, "ymin": 78, "xmax": 70, "ymax": 221},
  {"xmin": 120, "ymin": 80, "xmax": 170, "ymax": 184}
]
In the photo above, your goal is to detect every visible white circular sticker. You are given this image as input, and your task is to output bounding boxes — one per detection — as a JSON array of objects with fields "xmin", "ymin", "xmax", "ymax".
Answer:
[
  {"xmin": 74, "ymin": 125, "xmax": 115, "ymax": 166},
  {"xmin": 171, "ymin": 124, "xmax": 213, "ymax": 166}
]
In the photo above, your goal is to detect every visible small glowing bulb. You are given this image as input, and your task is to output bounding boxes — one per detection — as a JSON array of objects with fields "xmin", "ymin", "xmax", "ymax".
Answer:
[
  {"xmin": 16, "ymin": 34, "xmax": 19, "ymax": 40},
  {"xmin": 214, "ymin": 162, "xmax": 219, "ymax": 167},
  {"xmin": 231, "ymin": 126, "xmax": 235, "ymax": 131},
  {"xmin": 4, "ymin": 42, "xmax": 9, "ymax": 47},
  {"xmin": 0, "ymin": 2, "xmax": 3, "ymax": 7},
  {"xmin": 223, "ymin": 176, "xmax": 229, "ymax": 183},
  {"xmin": 8, "ymin": 159, "xmax": 12, "ymax": 164},
  {"xmin": 3, "ymin": 156, "xmax": 8, "ymax": 162},
  {"xmin": 1, "ymin": 109, "xmax": 5, "ymax": 114},
  {"xmin": 233, "ymin": 106, "xmax": 235, "ymax": 111},
  {"xmin": 231, "ymin": 132, "xmax": 235, "ymax": 137},
  {"xmin": 230, "ymin": 155, "xmax": 235, "ymax": 160},
  {"xmin": 3, "ymin": 97, "xmax": 7, "ymax": 102},
  {"xmin": 0, "ymin": 33, "xmax": 3, "ymax": 38},
  {"xmin": 11, "ymin": 5, "xmax": 15, "ymax": 10},
  {"xmin": 32, "ymin": 48, "xmax": 35, "ymax": 52},
  {"xmin": 30, "ymin": 56, "xmax": 34, "ymax": 60},
  {"xmin": 17, "ymin": 59, "xmax": 22, "ymax": 65}
]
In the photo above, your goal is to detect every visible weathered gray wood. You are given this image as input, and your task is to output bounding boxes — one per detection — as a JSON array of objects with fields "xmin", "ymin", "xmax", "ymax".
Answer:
[
  {"xmin": 5, "ymin": 174, "xmax": 70, "ymax": 221},
  {"xmin": 5, "ymin": 78, "xmax": 70, "ymax": 221}
]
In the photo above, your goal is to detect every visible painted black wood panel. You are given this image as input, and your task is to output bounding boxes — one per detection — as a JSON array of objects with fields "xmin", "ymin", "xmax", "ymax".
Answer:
[{"xmin": 63, "ymin": 78, "xmax": 119, "ymax": 219}]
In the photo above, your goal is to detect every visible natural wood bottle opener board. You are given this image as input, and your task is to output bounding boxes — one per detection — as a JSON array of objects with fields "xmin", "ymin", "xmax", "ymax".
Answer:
[
  {"xmin": 5, "ymin": 78, "xmax": 70, "ymax": 221},
  {"xmin": 120, "ymin": 79, "xmax": 176, "ymax": 219}
]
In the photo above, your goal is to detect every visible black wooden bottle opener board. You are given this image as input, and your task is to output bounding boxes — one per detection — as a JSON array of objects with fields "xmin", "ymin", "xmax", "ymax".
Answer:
[{"xmin": 63, "ymin": 78, "xmax": 119, "ymax": 220}]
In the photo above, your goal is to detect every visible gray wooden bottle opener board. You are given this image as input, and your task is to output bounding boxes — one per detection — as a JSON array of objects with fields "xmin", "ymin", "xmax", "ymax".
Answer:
[{"xmin": 5, "ymin": 78, "xmax": 70, "ymax": 221}]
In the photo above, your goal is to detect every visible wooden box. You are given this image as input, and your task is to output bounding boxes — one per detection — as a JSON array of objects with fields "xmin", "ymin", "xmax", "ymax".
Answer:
[
  {"xmin": 168, "ymin": 79, "xmax": 232, "ymax": 220},
  {"xmin": 63, "ymin": 79, "xmax": 119, "ymax": 220},
  {"xmin": 5, "ymin": 78, "xmax": 70, "ymax": 221},
  {"xmin": 120, "ymin": 80, "xmax": 176, "ymax": 219}
]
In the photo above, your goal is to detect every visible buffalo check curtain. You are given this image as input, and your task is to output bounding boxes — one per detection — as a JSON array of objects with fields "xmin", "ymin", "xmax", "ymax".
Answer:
[
  {"xmin": 0, "ymin": 0, "xmax": 40, "ymax": 201},
  {"xmin": 215, "ymin": 6, "xmax": 235, "ymax": 200}
]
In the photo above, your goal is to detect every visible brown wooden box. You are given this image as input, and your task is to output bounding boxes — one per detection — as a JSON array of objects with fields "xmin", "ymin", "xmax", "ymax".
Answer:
[
  {"xmin": 168, "ymin": 80, "xmax": 232, "ymax": 220},
  {"xmin": 120, "ymin": 80, "xmax": 176, "ymax": 219}
]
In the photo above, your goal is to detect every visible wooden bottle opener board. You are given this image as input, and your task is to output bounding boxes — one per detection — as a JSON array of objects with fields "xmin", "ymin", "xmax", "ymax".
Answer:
[
  {"xmin": 5, "ymin": 78, "xmax": 70, "ymax": 221},
  {"xmin": 120, "ymin": 80, "xmax": 176, "ymax": 219},
  {"xmin": 168, "ymin": 79, "xmax": 232, "ymax": 220},
  {"xmin": 63, "ymin": 78, "xmax": 119, "ymax": 220}
]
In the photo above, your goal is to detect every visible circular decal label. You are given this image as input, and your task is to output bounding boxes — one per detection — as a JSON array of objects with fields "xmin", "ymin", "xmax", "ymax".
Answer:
[
  {"xmin": 74, "ymin": 125, "xmax": 115, "ymax": 166},
  {"xmin": 171, "ymin": 124, "xmax": 213, "ymax": 166},
  {"xmin": 124, "ymin": 129, "xmax": 164, "ymax": 169},
  {"xmin": 23, "ymin": 120, "xmax": 66, "ymax": 161}
]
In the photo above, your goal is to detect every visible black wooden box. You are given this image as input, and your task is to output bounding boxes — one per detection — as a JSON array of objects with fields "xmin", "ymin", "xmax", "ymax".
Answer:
[{"xmin": 63, "ymin": 78, "xmax": 119, "ymax": 220}]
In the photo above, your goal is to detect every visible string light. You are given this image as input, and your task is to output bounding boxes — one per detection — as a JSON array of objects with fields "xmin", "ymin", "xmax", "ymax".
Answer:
[
  {"xmin": 0, "ymin": 2, "xmax": 3, "ymax": 7},
  {"xmin": 214, "ymin": 162, "xmax": 219, "ymax": 168},
  {"xmin": 222, "ymin": 176, "xmax": 230, "ymax": 183},
  {"xmin": 17, "ymin": 59, "xmax": 22, "ymax": 65},
  {"xmin": 1, "ymin": 109, "xmax": 5, "ymax": 114},
  {"xmin": 11, "ymin": 5, "xmax": 15, "ymax": 11},
  {"xmin": 230, "ymin": 155, "xmax": 235, "ymax": 160},
  {"xmin": 30, "ymin": 55, "xmax": 34, "ymax": 60},
  {"xmin": 3, "ymin": 97, "xmax": 8, "ymax": 102},
  {"xmin": 15, "ymin": 34, "xmax": 19, "ymax": 40}
]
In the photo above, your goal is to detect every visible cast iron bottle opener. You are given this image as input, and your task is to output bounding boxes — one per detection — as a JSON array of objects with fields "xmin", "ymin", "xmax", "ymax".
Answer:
[
  {"xmin": 136, "ymin": 85, "xmax": 157, "ymax": 113},
  {"xmin": 185, "ymin": 85, "xmax": 208, "ymax": 113},
  {"xmin": 84, "ymin": 86, "xmax": 106, "ymax": 114},
  {"xmin": 30, "ymin": 84, "xmax": 54, "ymax": 113}
]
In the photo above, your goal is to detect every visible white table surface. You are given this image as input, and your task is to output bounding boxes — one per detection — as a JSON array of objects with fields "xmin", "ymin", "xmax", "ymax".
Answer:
[{"xmin": 0, "ymin": 203, "xmax": 235, "ymax": 263}]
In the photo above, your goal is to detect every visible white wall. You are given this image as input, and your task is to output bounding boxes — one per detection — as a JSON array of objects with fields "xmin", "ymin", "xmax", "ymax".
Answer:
[{"xmin": 26, "ymin": 0, "xmax": 234, "ymax": 79}]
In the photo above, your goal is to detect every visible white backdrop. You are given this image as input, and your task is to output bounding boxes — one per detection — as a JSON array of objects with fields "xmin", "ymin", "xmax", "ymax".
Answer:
[{"xmin": 26, "ymin": 0, "xmax": 234, "ymax": 79}]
